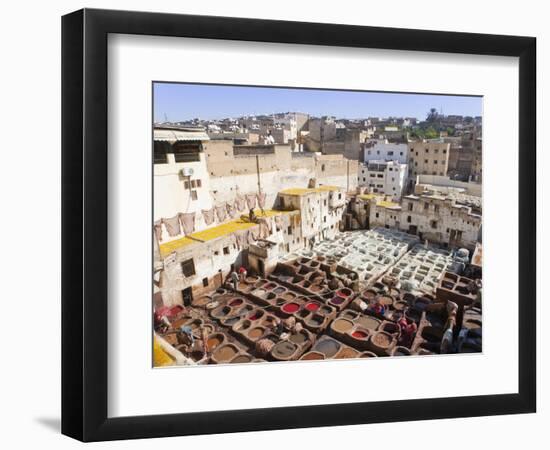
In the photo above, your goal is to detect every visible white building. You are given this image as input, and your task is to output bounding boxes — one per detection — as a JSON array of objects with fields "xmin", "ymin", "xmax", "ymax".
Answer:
[
  {"xmin": 362, "ymin": 139, "xmax": 409, "ymax": 164},
  {"xmin": 277, "ymin": 185, "xmax": 347, "ymax": 247},
  {"xmin": 358, "ymin": 160, "xmax": 409, "ymax": 201}
]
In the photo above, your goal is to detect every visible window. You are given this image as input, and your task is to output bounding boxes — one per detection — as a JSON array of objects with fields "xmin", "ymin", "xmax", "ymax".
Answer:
[
  {"xmin": 338, "ymin": 193, "xmax": 342, "ymax": 199},
  {"xmin": 154, "ymin": 142, "xmax": 169, "ymax": 164},
  {"xmin": 184, "ymin": 180, "xmax": 190, "ymax": 189},
  {"xmin": 408, "ymin": 203, "xmax": 413, "ymax": 211},
  {"xmin": 287, "ymin": 226, "xmax": 292, "ymax": 235},
  {"xmin": 440, "ymin": 172, "xmax": 444, "ymax": 176},
  {"xmin": 434, "ymin": 160, "xmax": 438, "ymax": 164},
  {"xmin": 173, "ymin": 142, "xmax": 201, "ymax": 162},
  {"xmin": 430, "ymin": 220, "xmax": 438, "ymax": 229},
  {"xmin": 425, "ymin": 148, "xmax": 429, "ymax": 153},
  {"xmin": 415, "ymin": 162, "xmax": 418, "ymax": 167},
  {"xmin": 400, "ymin": 151, "xmax": 403, "ymax": 156},
  {"xmin": 363, "ymin": 177, "xmax": 366, "ymax": 182},
  {"xmin": 377, "ymin": 174, "xmax": 383, "ymax": 178},
  {"xmin": 370, "ymin": 174, "xmax": 376, "ymax": 178},
  {"xmin": 434, "ymin": 149, "xmax": 439, "ymax": 153},
  {"xmin": 190, "ymin": 190, "xmax": 198, "ymax": 201},
  {"xmin": 376, "ymin": 213, "xmax": 379, "ymax": 218},
  {"xmin": 434, "ymin": 205, "xmax": 440, "ymax": 213},
  {"xmin": 368, "ymin": 150, "xmax": 371, "ymax": 155},
  {"xmin": 424, "ymin": 159, "xmax": 428, "ymax": 164},
  {"xmin": 181, "ymin": 259, "xmax": 196, "ymax": 277},
  {"xmin": 407, "ymin": 215, "xmax": 412, "ymax": 223},
  {"xmin": 323, "ymin": 216, "xmax": 326, "ymax": 223},
  {"xmin": 223, "ymin": 246, "xmax": 230, "ymax": 255},
  {"xmin": 321, "ymin": 164, "xmax": 326, "ymax": 171},
  {"xmin": 424, "ymin": 202, "xmax": 429, "ymax": 210},
  {"xmin": 443, "ymin": 149, "xmax": 447, "ymax": 154},
  {"xmin": 388, "ymin": 151, "xmax": 394, "ymax": 156},
  {"xmin": 324, "ymin": 199, "xmax": 327, "ymax": 206},
  {"xmin": 202, "ymin": 277, "xmax": 209, "ymax": 287},
  {"xmin": 377, "ymin": 150, "xmax": 380, "ymax": 154},
  {"xmin": 389, "ymin": 168, "xmax": 393, "ymax": 171}
]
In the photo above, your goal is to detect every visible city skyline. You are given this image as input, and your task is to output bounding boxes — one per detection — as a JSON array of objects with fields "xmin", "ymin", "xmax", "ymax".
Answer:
[{"xmin": 153, "ymin": 82, "xmax": 483, "ymax": 123}]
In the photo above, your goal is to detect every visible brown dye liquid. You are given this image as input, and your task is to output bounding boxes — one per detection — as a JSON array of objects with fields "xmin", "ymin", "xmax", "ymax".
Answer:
[
  {"xmin": 290, "ymin": 332, "xmax": 307, "ymax": 345},
  {"xmin": 357, "ymin": 316, "xmax": 380, "ymax": 330},
  {"xmin": 372, "ymin": 333, "xmax": 391, "ymax": 348},
  {"xmin": 335, "ymin": 348, "xmax": 358, "ymax": 359},
  {"xmin": 207, "ymin": 336, "xmax": 223, "ymax": 349},
  {"xmin": 302, "ymin": 352, "xmax": 324, "ymax": 360},
  {"xmin": 248, "ymin": 327, "xmax": 265, "ymax": 339},
  {"xmin": 215, "ymin": 345, "xmax": 238, "ymax": 361},
  {"xmin": 231, "ymin": 355, "xmax": 252, "ymax": 363},
  {"xmin": 332, "ymin": 319, "xmax": 353, "ymax": 333}
]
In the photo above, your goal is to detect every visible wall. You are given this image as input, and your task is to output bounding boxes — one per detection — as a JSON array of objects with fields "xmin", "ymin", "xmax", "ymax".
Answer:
[
  {"xmin": 368, "ymin": 195, "xmax": 482, "ymax": 249},
  {"xmin": 409, "ymin": 141, "xmax": 451, "ymax": 178},
  {"xmin": 363, "ymin": 140, "xmax": 408, "ymax": 164},
  {"xmin": 2, "ymin": 1, "xmax": 546, "ymax": 450}
]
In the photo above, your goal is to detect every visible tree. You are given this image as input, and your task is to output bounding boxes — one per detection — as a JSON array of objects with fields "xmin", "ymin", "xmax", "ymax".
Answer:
[{"xmin": 426, "ymin": 108, "xmax": 439, "ymax": 122}]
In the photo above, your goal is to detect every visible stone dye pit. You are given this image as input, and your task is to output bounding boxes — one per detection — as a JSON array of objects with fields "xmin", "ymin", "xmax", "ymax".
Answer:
[{"xmin": 154, "ymin": 228, "xmax": 482, "ymax": 366}]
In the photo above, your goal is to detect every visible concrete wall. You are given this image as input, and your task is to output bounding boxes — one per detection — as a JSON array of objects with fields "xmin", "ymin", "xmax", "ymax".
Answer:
[
  {"xmin": 363, "ymin": 141, "xmax": 408, "ymax": 164},
  {"xmin": 408, "ymin": 141, "xmax": 451, "ymax": 178},
  {"xmin": 367, "ymin": 195, "xmax": 481, "ymax": 250},
  {"xmin": 416, "ymin": 174, "xmax": 482, "ymax": 197}
]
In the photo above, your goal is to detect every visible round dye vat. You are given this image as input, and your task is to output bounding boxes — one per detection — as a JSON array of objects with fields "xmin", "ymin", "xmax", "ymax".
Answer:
[
  {"xmin": 213, "ymin": 344, "xmax": 239, "ymax": 362},
  {"xmin": 264, "ymin": 283, "xmax": 277, "ymax": 290},
  {"xmin": 247, "ymin": 327, "xmax": 265, "ymax": 339},
  {"xmin": 330, "ymin": 296, "xmax": 345, "ymax": 305},
  {"xmin": 352, "ymin": 330, "xmax": 369, "ymax": 339},
  {"xmin": 248, "ymin": 310, "xmax": 264, "ymax": 321},
  {"xmin": 282, "ymin": 302, "xmax": 300, "ymax": 314},
  {"xmin": 336, "ymin": 288, "xmax": 352, "ymax": 298},
  {"xmin": 362, "ymin": 289, "xmax": 377, "ymax": 301},
  {"xmin": 235, "ymin": 320, "xmax": 251, "ymax": 332},
  {"xmin": 335, "ymin": 348, "xmax": 358, "ymax": 359},
  {"xmin": 206, "ymin": 334, "xmax": 224, "ymax": 350},
  {"xmin": 282, "ymin": 292, "xmax": 297, "ymax": 301},
  {"xmin": 305, "ymin": 302, "xmax": 320, "ymax": 312},
  {"xmin": 229, "ymin": 298, "xmax": 243, "ymax": 307},
  {"xmin": 372, "ymin": 332, "xmax": 392, "ymax": 349},
  {"xmin": 273, "ymin": 287, "xmax": 286, "ymax": 294},
  {"xmin": 306, "ymin": 315, "xmax": 324, "ymax": 326},
  {"xmin": 357, "ymin": 316, "xmax": 380, "ymax": 330},
  {"xmin": 290, "ymin": 332, "xmax": 308, "ymax": 345},
  {"xmin": 315, "ymin": 339, "xmax": 341, "ymax": 357},
  {"xmin": 378, "ymin": 295, "xmax": 394, "ymax": 307},
  {"xmin": 231, "ymin": 354, "xmax": 253, "ymax": 364},
  {"xmin": 271, "ymin": 341, "xmax": 298, "ymax": 359},
  {"xmin": 301, "ymin": 351, "xmax": 325, "ymax": 360},
  {"xmin": 331, "ymin": 318, "xmax": 353, "ymax": 334}
]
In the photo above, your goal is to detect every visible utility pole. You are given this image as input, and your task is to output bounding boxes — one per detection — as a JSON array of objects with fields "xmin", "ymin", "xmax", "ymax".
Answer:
[
  {"xmin": 346, "ymin": 159, "xmax": 350, "ymax": 192},
  {"xmin": 255, "ymin": 154, "xmax": 262, "ymax": 193}
]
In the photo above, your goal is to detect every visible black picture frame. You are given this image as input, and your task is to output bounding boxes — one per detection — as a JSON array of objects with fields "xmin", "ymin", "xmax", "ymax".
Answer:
[{"xmin": 61, "ymin": 8, "xmax": 536, "ymax": 442}]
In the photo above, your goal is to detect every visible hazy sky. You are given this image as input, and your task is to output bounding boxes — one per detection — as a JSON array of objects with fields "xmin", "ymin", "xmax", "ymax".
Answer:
[{"xmin": 153, "ymin": 82, "xmax": 482, "ymax": 122}]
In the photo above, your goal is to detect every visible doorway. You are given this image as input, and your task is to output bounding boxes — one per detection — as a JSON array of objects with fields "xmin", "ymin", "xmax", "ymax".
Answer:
[{"xmin": 182, "ymin": 287, "xmax": 193, "ymax": 307}]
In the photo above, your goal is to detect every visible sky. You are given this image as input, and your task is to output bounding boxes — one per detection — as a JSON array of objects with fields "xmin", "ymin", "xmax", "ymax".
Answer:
[{"xmin": 153, "ymin": 82, "xmax": 482, "ymax": 122}]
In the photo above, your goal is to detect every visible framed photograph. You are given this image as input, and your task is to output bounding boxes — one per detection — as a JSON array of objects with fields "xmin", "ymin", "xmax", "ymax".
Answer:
[{"xmin": 62, "ymin": 8, "xmax": 536, "ymax": 442}]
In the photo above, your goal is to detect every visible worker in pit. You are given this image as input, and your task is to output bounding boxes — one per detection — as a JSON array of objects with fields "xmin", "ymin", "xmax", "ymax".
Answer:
[{"xmin": 248, "ymin": 208, "xmax": 258, "ymax": 223}]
